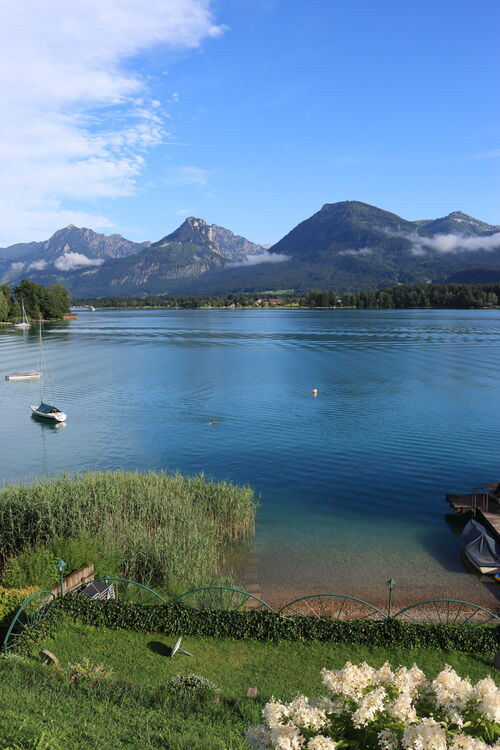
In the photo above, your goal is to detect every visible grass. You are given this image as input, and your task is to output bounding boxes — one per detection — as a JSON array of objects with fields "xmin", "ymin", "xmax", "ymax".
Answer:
[
  {"xmin": 0, "ymin": 618, "xmax": 498, "ymax": 749},
  {"xmin": 0, "ymin": 471, "xmax": 257, "ymax": 593}
]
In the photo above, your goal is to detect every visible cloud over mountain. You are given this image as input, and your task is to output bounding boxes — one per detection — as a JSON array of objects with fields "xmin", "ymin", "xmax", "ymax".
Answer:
[
  {"xmin": 411, "ymin": 232, "xmax": 500, "ymax": 255},
  {"xmin": 226, "ymin": 251, "xmax": 289, "ymax": 267},
  {"xmin": 338, "ymin": 247, "xmax": 373, "ymax": 257},
  {"xmin": 53, "ymin": 253, "xmax": 105, "ymax": 271}
]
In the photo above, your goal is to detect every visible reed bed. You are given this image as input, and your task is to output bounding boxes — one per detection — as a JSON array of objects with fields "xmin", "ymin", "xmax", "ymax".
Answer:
[{"xmin": 0, "ymin": 471, "xmax": 258, "ymax": 592}]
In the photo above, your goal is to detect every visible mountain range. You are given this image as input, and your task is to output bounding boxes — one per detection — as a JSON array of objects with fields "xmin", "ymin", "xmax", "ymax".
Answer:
[{"xmin": 2, "ymin": 202, "xmax": 500, "ymax": 296}]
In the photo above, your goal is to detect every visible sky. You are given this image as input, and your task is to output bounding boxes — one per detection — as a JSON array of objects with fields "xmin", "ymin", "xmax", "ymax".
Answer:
[{"xmin": 0, "ymin": 0, "xmax": 499, "ymax": 247}]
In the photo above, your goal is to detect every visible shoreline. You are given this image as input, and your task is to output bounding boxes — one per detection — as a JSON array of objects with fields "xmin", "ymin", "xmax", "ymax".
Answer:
[{"xmin": 68, "ymin": 305, "xmax": 499, "ymax": 312}]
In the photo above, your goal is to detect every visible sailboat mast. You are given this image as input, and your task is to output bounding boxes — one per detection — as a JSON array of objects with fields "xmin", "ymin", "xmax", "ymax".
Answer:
[{"xmin": 38, "ymin": 317, "xmax": 43, "ymax": 402}]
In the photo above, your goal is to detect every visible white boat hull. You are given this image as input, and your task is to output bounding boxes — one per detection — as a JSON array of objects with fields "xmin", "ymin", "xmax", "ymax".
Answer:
[
  {"xmin": 6, "ymin": 371, "xmax": 42, "ymax": 381},
  {"xmin": 30, "ymin": 405, "xmax": 67, "ymax": 422},
  {"xmin": 14, "ymin": 322, "xmax": 30, "ymax": 329},
  {"xmin": 463, "ymin": 548, "xmax": 500, "ymax": 575}
]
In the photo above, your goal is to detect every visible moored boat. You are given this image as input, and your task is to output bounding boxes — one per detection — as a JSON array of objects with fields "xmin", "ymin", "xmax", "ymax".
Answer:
[
  {"xmin": 29, "ymin": 318, "xmax": 67, "ymax": 422},
  {"xmin": 461, "ymin": 519, "xmax": 500, "ymax": 574},
  {"xmin": 30, "ymin": 402, "xmax": 67, "ymax": 422},
  {"xmin": 14, "ymin": 300, "xmax": 30, "ymax": 329},
  {"xmin": 5, "ymin": 371, "xmax": 42, "ymax": 381}
]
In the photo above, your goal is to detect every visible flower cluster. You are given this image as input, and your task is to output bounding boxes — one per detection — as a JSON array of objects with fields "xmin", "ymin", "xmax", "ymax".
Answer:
[{"xmin": 246, "ymin": 662, "xmax": 500, "ymax": 750}]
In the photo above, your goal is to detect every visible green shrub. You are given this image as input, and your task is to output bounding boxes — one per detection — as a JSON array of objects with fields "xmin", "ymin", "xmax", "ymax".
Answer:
[
  {"xmin": 1, "ymin": 545, "xmax": 58, "ymax": 590},
  {"xmin": 168, "ymin": 673, "xmax": 220, "ymax": 696},
  {"xmin": 69, "ymin": 657, "xmax": 113, "ymax": 685},
  {"xmin": 57, "ymin": 597, "xmax": 500, "ymax": 655},
  {"xmin": 49, "ymin": 534, "xmax": 121, "ymax": 580},
  {"xmin": 0, "ymin": 535, "xmax": 120, "ymax": 590},
  {"xmin": 0, "ymin": 586, "xmax": 37, "ymax": 626}
]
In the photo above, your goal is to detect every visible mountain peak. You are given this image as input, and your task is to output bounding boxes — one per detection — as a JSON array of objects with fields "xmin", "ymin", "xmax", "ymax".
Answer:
[
  {"xmin": 422, "ymin": 211, "xmax": 499, "ymax": 236},
  {"xmin": 156, "ymin": 216, "xmax": 214, "ymax": 246},
  {"xmin": 182, "ymin": 217, "xmax": 208, "ymax": 227}
]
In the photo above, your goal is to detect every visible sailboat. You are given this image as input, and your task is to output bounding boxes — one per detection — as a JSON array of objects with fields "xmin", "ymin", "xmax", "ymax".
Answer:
[
  {"xmin": 30, "ymin": 318, "xmax": 67, "ymax": 422},
  {"xmin": 14, "ymin": 300, "xmax": 30, "ymax": 329}
]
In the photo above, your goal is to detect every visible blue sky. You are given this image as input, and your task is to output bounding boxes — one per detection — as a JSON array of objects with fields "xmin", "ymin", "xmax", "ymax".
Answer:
[{"xmin": 1, "ymin": 0, "xmax": 499, "ymax": 246}]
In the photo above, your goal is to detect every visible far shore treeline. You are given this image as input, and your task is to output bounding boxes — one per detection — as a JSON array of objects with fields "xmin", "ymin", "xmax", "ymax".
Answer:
[
  {"xmin": 74, "ymin": 282, "xmax": 500, "ymax": 310},
  {"xmin": 0, "ymin": 279, "xmax": 71, "ymax": 321}
]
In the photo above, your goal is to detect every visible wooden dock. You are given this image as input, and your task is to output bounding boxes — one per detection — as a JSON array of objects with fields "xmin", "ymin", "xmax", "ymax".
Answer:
[{"xmin": 446, "ymin": 486, "xmax": 500, "ymax": 541}]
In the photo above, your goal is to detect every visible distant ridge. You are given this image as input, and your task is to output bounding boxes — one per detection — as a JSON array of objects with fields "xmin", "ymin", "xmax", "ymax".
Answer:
[{"xmin": 2, "ymin": 202, "xmax": 500, "ymax": 295}]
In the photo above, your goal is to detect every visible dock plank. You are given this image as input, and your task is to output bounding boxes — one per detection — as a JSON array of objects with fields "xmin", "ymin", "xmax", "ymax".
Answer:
[{"xmin": 446, "ymin": 490, "xmax": 500, "ymax": 543}]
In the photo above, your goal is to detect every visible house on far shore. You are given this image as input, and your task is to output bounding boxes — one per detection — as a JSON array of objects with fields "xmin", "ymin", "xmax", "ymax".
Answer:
[{"xmin": 268, "ymin": 298, "xmax": 283, "ymax": 306}]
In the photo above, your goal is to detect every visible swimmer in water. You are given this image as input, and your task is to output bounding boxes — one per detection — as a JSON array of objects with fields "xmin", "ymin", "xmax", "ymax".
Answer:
[{"xmin": 210, "ymin": 417, "xmax": 216, "ymax": 424}]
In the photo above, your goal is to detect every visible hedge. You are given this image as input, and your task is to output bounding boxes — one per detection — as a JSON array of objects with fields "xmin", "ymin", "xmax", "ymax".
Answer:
[
  {"xmin": 56, "ymin": 596, "xmax": 500, "ymax": 655},
  {"xmin": 0, "ymin": 586, "xmax": 37, "ymax": 627}
]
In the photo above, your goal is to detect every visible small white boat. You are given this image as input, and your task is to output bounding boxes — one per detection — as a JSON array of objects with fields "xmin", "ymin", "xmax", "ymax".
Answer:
[
  {"xmin": 5, "ymin": 371, "xmax": 42, "ymax": 381},
  {"xmin": 14, "ymin": 300, "xmax": 31, "ymax": 329},
  {"xmin": 30, "ymin": 402, "xmax": 67, "ymax": 422},
  {"xmin": 29, "ymin": 319, "xmax": 67, "ymax": 422}
]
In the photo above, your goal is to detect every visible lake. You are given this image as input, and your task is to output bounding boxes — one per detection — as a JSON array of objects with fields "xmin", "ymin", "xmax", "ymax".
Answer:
[{"xmin": 1, "ymin": 308, "xmax": 500, "ymax": 610}]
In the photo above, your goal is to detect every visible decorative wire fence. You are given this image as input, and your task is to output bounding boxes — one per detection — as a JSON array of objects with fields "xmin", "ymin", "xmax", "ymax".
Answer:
[{"xmin": 3, "ymin": 579, "xmax": 500, "ymax": 654}]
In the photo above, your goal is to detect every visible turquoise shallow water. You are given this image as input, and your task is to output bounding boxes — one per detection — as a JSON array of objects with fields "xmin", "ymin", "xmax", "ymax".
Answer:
[{"xmin": 1, "ymin": 308, "xmax": 500, "ymax": 608}]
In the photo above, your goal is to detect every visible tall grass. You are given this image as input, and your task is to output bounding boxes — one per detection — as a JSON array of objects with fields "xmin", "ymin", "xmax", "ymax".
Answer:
[{"xmin": 0, "ymin": 471, "xmax": 258, "ymax": 593}]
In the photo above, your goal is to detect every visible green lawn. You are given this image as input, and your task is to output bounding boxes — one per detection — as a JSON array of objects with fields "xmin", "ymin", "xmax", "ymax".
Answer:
[{"xmin": 0, "ymin": 619, "xmax": 498, "ymax": 749}]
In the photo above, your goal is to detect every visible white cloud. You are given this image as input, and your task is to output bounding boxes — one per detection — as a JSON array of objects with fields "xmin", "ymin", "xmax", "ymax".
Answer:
[
  {"xmin": 409, "ymin": 231, "xmax": 500, "ymax": 255},
  {"xmin": 176, "ymin": 207, "xmax": 194, "ymax": 216},
  {"xmin": 53, "ymin": 253, "xmax": 105, "ymax": 271},
  {"xmin": 226, "ymin": 251, "xmax": 289, "ymax": 267},
  {"xmin": 0, "ymin": 1, "xmax": 223, "ymax": 244},
  {"xmin": 165, "ymin": 166, "xmax": 209, "ymax": 187},
  {"xmin": 28, "ymin": 260, "xmax": 48, "ymax": 271},
  {"xmin": 9, "ymin": 262, "xmax": 25, "ymax": 273},
  {"xmin": 338, "ymin": 247, "xmax": 373, "ymax": 256}
]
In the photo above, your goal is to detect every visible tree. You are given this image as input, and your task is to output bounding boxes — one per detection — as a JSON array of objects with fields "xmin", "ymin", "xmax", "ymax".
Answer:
[
  {"xmin": 0, "ymin": 290, "xmax": 8, "ymax": 321},
  {"xmin": 13, "ymin": 279, "xmax": 44, "ymax": 318},
  {"xmin": 44, "ymin": 284, "xmax": 71, "ymax": 319}
]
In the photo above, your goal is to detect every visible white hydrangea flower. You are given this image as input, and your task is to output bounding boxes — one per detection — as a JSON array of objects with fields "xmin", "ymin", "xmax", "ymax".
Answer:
[
  {"xmin": 287, "ymin": 696, "xmax": 328, "ymax": 731},
  {"xmin": 388, "ymin": 691, "xmax": 417, "ymax": 724},
  {"xmin": 306, "ymin": 737, "xmax": 340, "ymax": 749},
  {"xmin": 471, "ymin": 676, "xmax": 500, "ymax": 722},
  {"xmin": 472, "ymin": 677, "xmax": 496, "ymax": 700},
  {"xmin": 393, "ymin": 665, "xmax": 428, "ymax": 696},
  {"xmin": 352, "ymin": 686, "xmax": 387, "ymax": 727},
  {"xmin": 378, "ymin": 728, "xmax": 400, "ymax": 750},
  {"xmin": 270, "ymin": 724, "xmax": 305, "ymax": 750},
  {"xmin": 263, "ymin": 698, "xmax": 289, "ymax": 729},
  {"xmin": 375, "ymin": 662, "xmax": 395, "ymax": 684},
  {"xmin": 477, "ymin": 690, "xmax": 500, "ymax": 723},
  {"xmin": 449, "ymin": 735, "xmax": 489, "ymax": 750},
  {"xmin": 246, "ymin": 724, "xmax": 272, "ymax": 749},
  {"xmin": 432, "ymin": 666, "xmax": 472, "ymax": 711},
  {"xmin": 402, "ymin": 717, "xmax": 447, "ymax": 750},
  {"xmin": 321, "ymin": 661, "xmax": 376, "ymax": 700}
]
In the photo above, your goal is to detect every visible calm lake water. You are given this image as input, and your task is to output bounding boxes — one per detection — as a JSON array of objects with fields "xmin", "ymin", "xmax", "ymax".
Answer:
[{"xmin": 1, "ymin": 308, "xmax": 500, "ymax": 609}]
